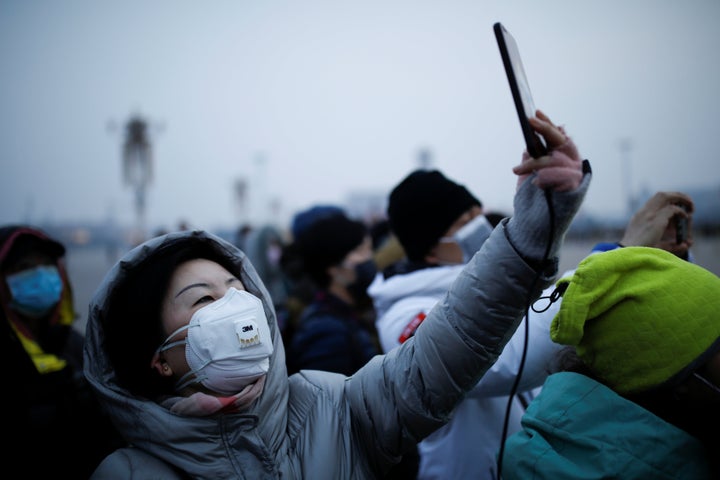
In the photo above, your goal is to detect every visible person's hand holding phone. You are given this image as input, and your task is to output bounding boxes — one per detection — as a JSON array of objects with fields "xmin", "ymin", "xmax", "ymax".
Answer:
[
  {"xmin": 620, "ymin": 191, "xmax": 694, "ymax": 258},
  {"xmin": 512, "ymin": 110, "xmax": 583, "ymax": 193}
]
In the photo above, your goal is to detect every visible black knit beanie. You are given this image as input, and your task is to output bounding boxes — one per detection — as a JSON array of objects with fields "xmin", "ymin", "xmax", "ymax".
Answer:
[
  {"xmin": 388, "ymin": 170, "xmax": 481, "ymax": 261},
  {"xmin": 294, "ymin": 213, "xmax": 367, "ymax": 287}
]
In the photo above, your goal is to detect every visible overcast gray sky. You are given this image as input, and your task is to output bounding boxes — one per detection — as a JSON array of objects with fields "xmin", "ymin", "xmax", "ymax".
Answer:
[{"xmin": 2, "ymin": 0, "xmax": 719, "ymax": 232}]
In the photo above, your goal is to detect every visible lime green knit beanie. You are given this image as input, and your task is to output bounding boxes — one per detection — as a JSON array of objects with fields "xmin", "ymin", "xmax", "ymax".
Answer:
[{"xmin": 551, "ymin": 246, "xmax": 720, "ymax": 395}]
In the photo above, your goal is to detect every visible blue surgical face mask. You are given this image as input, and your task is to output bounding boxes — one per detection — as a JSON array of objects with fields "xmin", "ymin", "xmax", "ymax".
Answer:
[
  {"xmin": 439, "ymin": 214, "xmax": 494, "ymax": 263},
  {"xmin": 6, "ymin": 265, "xmax": 63, "ymax": 318}
]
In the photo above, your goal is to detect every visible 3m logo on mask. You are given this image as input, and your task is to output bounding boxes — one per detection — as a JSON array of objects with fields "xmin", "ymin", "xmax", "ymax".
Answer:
[{"xmin": 237, "ymin": 320, "xmax": 261, "ymax": 347}]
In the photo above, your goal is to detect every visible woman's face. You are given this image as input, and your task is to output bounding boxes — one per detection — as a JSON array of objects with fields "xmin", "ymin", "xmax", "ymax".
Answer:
[{"xmin": 152, "ymin": 258, "xmax": 245, "ymax": 385}]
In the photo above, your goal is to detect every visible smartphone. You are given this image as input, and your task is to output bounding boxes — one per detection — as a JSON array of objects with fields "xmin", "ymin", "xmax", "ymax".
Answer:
[
  {"xmin": 676, "ymin": 205, "xmax": 689, "ymax": 244},
  {"xmin": 494, "ymin": 22, "xmax": 547, "ymax": 158}
]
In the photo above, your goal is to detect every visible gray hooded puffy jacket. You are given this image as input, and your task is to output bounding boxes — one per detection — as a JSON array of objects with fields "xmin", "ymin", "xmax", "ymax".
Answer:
[{"xmin": 84, "ymin": 166, "xmax": 590, "ymax": 479}]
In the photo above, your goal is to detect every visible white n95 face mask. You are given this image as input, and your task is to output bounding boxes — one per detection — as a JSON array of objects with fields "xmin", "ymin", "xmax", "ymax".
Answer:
[
  {"xmin": 440, "ymin": 214, "xmax": 493, "ymax": 263},
  {"xmin": 157, "ymin": 287, "xmax": 274, "ymax": 396}
]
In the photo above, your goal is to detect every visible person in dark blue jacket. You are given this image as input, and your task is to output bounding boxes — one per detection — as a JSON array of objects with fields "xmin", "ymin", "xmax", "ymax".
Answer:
[{"xmin": 283, "ymin": 211, "xmax": 380, "ymax": 376}]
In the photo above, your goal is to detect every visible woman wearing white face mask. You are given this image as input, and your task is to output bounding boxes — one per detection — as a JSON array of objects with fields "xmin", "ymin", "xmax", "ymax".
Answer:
[
  {"xmin": 153, "ymin": 284, "xmax": 273, "ymax": 412},
  {"xmin": 84, "ymin": 110, "xmax": 592, "ymax": 479}
]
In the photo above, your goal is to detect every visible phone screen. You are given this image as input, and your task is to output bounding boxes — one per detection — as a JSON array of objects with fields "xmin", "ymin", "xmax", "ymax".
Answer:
[{"xmin": 494, "ymin": 22, "xmax": 547, "ymax": 158}]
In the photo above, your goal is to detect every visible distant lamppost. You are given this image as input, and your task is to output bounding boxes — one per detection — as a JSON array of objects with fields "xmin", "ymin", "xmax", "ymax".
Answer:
[
  {"xmin": 234, "ymin": 177, "xmax": 248, "ymax": 226},
  {"xmin": 253, "ymin": 152, "xmax": 269, "ymax": 224},
  {"xmin": 122, "ymin": 114, "xmax": 154, "ymax": 242}
]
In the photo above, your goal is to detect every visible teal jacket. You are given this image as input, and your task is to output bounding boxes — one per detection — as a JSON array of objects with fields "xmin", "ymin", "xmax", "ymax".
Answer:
[{"xmin": 502, "ymin": 372, "xmax": 711, "ymax": 480}]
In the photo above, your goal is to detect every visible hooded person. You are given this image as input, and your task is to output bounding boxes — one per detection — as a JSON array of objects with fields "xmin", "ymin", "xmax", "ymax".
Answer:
[
  {"xmin": 367, "ymin": 163, "xmax": 580, "ymax": 479},
  {"xmin": 242, "ymin": 224, "xmax": 289, "ymax": 321},
  {"xmin": 83, "ymin": 109, "xmax": 591, "ymax": 479},
  {"xmin": 502, "ymin": 246, "xmax": 720, "ymax": 479},
  {"xmin": 1, "ymin": 225, "xmax": 124, "ymax": 477}
]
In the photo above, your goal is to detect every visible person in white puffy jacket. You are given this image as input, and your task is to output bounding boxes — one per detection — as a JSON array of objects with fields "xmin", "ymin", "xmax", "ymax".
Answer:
[{"xmin": 84, "ymin": 110, "xmax": 591, "ymax": 479}]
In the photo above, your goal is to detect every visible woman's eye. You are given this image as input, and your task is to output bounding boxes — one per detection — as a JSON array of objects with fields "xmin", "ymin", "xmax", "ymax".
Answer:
[{"xmin": 193, "ymin": 295, "xmax": 214, "ymax": 306}]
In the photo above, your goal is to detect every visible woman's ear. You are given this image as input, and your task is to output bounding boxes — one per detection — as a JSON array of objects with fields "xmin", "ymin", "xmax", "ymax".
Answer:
[{"xmin": 150, "ymin": 352, "xmax": 173, "ymax": 377}]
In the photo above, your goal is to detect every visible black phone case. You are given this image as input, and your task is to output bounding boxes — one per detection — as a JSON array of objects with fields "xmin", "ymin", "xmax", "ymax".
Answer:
[{"xmin": 494, "ymin": 22, "xmax": 547, "ymax": 158}]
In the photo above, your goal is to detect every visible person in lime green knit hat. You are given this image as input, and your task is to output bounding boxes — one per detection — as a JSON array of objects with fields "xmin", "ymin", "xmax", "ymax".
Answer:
[{"xmin": 502, "ymin": 246, "xmax": 720, "ymax": 480}]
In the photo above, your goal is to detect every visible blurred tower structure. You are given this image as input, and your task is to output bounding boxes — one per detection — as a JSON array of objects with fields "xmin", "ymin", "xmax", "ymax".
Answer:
[
  {"xmin": 122, "ymin": 114, "xmax": 154, "ymax": 243},
  {"xmin": 619, "ymin": 137, "xmax": 636, "ymax": 220},
  {"xmin": 234, "ymin": 177, "xmax": 249, "ymax": 226},
  {"xmin": 417, "ymin": 147, "xmax": 434, "ymax": 169},
  {"xmin": 253, "ymin": 152, "xmax": 269, "ymax": 224},
  {"xmin": 233, "ymin": 153, "xmax": 276, "ymax": 229}
]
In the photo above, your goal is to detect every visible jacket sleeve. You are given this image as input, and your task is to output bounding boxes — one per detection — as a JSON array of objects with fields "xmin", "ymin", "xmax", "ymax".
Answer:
[{"xmin": 375, "ymin": 294, "xmax": 440, "ymax": 353}]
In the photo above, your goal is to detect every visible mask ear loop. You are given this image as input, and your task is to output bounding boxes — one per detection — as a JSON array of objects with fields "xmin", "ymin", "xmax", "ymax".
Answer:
[
  {"xmin": 152, "ymin": 323, "xmax": 215, "ymax": 392},
  {"xmin": 150, "ymin": 324, "xmax": 193, "ymax": 379},
  {"xmin": 151, "ymin": 324, "xmax": 192, "ymax": 365}
]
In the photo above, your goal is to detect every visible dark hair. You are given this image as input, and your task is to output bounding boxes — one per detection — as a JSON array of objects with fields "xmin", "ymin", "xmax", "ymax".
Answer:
[
  {"xmin": 104, "ymin": 242, "xmax": 236, "ymax": 398},
  {"xmin": 293, "ymin": 214, "xmax": 367, "ymax": 289}
]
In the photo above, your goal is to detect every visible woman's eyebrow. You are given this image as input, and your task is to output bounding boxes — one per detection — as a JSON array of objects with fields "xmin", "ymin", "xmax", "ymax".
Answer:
[
  {"xmin": 175, "ymin": 276, "xmax": 240, "ymax": 298},
  {"xmin": 175, "ymin": 283, "xmax": 208, "ymax": 298}
]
